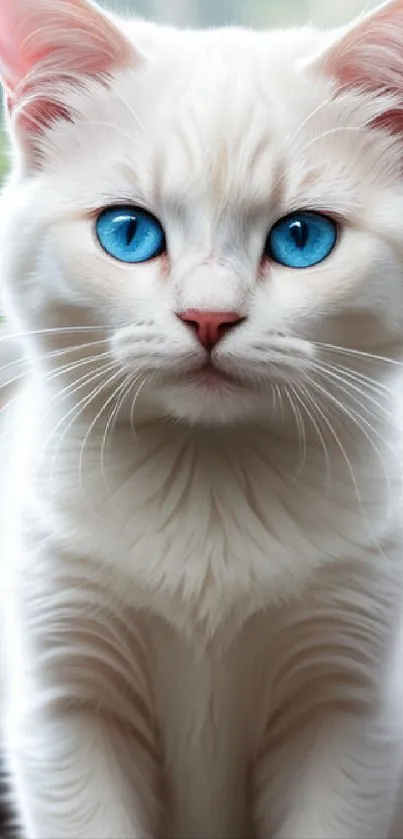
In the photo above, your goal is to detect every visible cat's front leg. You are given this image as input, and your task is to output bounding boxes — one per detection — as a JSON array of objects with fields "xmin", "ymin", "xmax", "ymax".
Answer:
[
  {"xmin": 4, "ymin": 555, "xmax": 161, "ymax": 839},
  {"xmin": 8, "ymin": 707, "xmax": 160, "ymax": 839},
  {"xmin": 254, "ymin": 708, "xmax": 402, "ymax": 839}
]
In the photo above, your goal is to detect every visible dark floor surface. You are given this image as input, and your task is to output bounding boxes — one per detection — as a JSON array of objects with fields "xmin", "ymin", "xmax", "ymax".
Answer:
[{"xmin": 0, "ymin": 770, "xmax": 15, "ymax": 837}]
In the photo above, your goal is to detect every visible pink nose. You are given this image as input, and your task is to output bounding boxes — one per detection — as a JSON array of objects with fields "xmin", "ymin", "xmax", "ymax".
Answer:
[{"xmin": 177, "ymin": 310, "xmax": 244, "ymax": 351}]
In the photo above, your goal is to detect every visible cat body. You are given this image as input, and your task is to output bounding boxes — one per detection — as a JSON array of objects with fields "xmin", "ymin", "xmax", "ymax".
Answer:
[
  {"xmin": 5, "ymin": 383, "xmax": 403, "ymax": 839},
  {"xmin": 1, "ymin": 0, "xmax": 403, "ymax": 836}
]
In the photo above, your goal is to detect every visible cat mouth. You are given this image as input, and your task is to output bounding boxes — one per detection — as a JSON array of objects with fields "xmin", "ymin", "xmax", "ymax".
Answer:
[
  {"xmin": 188, "ymin": 362, "xmax": 242, "ymax": 389},
  {"xmin": 160, "ymin": 361, "xmax": 247, "ymax": 394}
]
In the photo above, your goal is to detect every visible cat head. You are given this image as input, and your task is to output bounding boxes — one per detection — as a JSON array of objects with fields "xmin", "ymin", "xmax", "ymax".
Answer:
[{"xmin": 1, "ymin": 0, "xmax": 403, "ymax": 426}]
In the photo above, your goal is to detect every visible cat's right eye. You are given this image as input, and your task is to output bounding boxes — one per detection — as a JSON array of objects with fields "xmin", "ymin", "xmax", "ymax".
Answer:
[{"xmin": 96, "ymin": 206, "xmax": 166, "ymax": 264}]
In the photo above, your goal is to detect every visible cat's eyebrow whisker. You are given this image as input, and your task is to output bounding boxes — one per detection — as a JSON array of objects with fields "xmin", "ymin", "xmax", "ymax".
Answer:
[
  {"xmin": 80, "ymin": 119, "xmax": 142, "ymax": 147},
  {"xmin": 19, "ymin": 81, "xmax": 148, "ymax": 155},
  {"xmin": 283, "ymin": 95, "xmax": 334, "ymax": 153},
  {"xmin": 109, "ymin": 87, "xmax": 150, "ymax": 144},
  {"xmin": 296, "ymin": 125, "xmax": 365, "ymax": 158}
]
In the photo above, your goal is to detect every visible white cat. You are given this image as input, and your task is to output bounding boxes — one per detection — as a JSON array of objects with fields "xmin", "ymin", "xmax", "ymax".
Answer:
[{"xmin": 1, "ymin": 0, "xmax": 403, "ymax": 836}]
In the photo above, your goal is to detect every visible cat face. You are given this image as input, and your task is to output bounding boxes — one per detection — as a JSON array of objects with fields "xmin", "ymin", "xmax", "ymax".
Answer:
[{"xmin": 2, "ymin": 0, "xmax": 403, "ymax": 426}]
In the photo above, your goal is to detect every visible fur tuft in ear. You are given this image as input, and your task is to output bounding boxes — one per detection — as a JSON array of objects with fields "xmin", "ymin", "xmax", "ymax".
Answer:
[
  {"xmin": 306, "ymin": 0, "xmax": 403, "ymax": 136},
  {"xmin": 0, "ymin": 0, "xmax": 137, "ymax": 154}
]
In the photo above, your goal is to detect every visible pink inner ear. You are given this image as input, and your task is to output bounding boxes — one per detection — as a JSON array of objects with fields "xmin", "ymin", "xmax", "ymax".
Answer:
[
  {"xmin": 318, "ymin": 1, "xmax": 403, "ymax": 138},
  {"xmin": 322, "ymin": 4, "xmax": 403, "ymax": 94},
  {"xmin": 0, "ymin": 0, "xmax": 135, "ymax": 135}
]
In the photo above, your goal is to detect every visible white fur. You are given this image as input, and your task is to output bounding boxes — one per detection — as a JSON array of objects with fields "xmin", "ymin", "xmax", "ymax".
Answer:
[{"xmin": 2, "ymin": 1, "xmax": 403, "ymax": 837}]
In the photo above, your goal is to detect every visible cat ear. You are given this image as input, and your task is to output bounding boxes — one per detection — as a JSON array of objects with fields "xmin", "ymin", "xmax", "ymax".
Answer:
[
  {"xmin": 0, "ymin": 0, "xmax": 137, "ymax": 153},
  {"xmin": 305, "ymin": 0, "xmax": 403, "ymax": 134}
]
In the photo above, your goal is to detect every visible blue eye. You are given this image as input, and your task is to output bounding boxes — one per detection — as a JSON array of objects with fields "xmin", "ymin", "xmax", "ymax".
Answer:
[
  {"xmin": 96, "ymin": 206, "xmax": 165, "ymax": 264},
  {"xmin": 267, "ymin": 211, "xmax": 337, "ymax": 269}
]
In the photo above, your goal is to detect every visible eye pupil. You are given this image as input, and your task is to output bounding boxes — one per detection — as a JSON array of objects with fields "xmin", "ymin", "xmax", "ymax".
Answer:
[
  {"xmin": 290, "ymin": 220, "xmax": 308, "ymax": 250},
  {"xmin": 125, "ymin": 218, "xmax": 137, "ymax": 246}
]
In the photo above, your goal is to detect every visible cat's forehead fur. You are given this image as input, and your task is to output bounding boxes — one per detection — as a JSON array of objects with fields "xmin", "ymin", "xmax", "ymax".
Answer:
[
  {"xmin": 122, "ymin": 19, "xmax": 328, "ymax": 61},
  {"xmin": 41, "ymin": 19, "xmax": 396, "ymax": 223}
]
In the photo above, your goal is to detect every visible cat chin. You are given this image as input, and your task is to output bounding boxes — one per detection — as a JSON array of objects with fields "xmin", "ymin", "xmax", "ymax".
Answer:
[{"xmin": 156, "ymin": 383, "xmax": 267, "ymax": 425}]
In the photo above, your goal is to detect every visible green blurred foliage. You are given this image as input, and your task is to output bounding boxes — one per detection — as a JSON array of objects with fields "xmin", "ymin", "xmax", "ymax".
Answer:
[{"xmin": 0, "ymin": 127, "xmax": 8, "ymax": 182}]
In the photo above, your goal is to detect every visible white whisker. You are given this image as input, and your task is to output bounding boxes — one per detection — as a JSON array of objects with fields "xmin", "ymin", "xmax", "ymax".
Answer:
[
  {"xmin": 308, "ymin": 367, "xmax": 395, "ymax": 515},
  {"xmin": 283, "ymin": 96, "xmax": 334, "ymax": 151},
  {"xmin": 0, "ymin": 325, "xmax": 108, "ymax": 343},
  {"xmin": 318, "ymin": 361, "xmax": 392, "ymax": 398},
  {"xmin": 305, "ymin": 374, "xmax": 388, "ymax": 529},
  {"xmin": 293, "ymin": 382, "xmax": 332, "ymax": 493},
  {"xmin": 40, "ymin": 362, "xmax": 116, "ymax": 478},
  {"xmin": 99, "ymin": 371, "xmax": 136, "ymax": 491},
  {"xmin": 284, "ymin": 384, "xmax": 307, "ymax": 480},
  {"xmin": 130, "ymin": 372, "xmax": 153, "ymax": 439},
  {"xmin": 297, "ymin": 125, "xmax": 365, "ymax": 157},
  {"xmin": 311, "ymin": 360, "xmax": 393, "ymax": 422},
  {"xmin": 313, "ymin": 340, "xmax": 403, "ymax": 369},
  {"xmin": 48, "ymin": 365, "xmax": 120, "ymax": 498},
  {"xmin": 78, "ymin": 368, "xmax": 126, "ymax": 501}
]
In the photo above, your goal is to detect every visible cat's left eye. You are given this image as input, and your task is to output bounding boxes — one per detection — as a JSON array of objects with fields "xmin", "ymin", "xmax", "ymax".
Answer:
[
  {"xmin": 265, "ymin": 211, "xmax": 337, "ymax": 269},
  {"xmin": 96, "ymin": 206, "xmax": 166, "ymax": 264}
]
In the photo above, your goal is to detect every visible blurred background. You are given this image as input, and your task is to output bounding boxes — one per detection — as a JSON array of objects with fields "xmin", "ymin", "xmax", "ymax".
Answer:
[
  {"xmin": 0, "ymin": 0, "xmax": 378, "ymax": 180},
  {"xmin": 104, "ymin": 0, "xmax": 376, "ymax": 27}
]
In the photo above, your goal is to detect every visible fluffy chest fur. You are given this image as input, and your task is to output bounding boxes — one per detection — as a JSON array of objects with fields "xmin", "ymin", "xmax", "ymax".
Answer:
[
  {"xmin": 8, "ymin": 402, "xmax": 402, "ymax": 838},
  {"xmin": 11, "ymin": 392, "xmax": 399, "ymax": 637}
]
